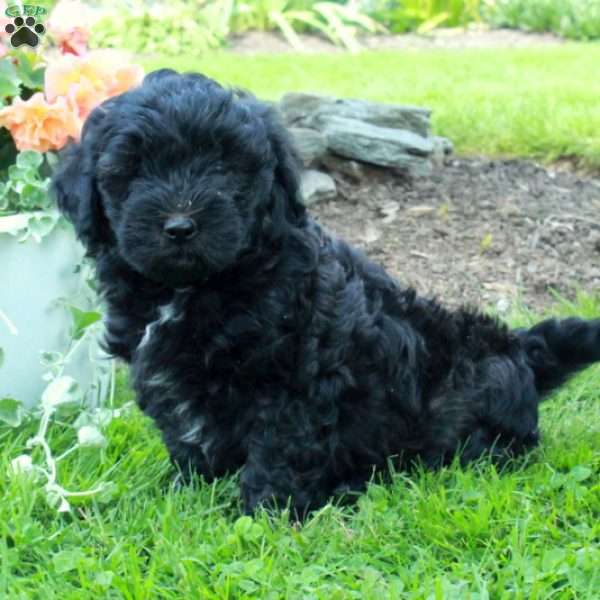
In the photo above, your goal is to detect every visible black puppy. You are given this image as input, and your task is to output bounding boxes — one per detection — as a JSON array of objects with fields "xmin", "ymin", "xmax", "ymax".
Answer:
[{"xmin": 53, "ymin": 70, "xmax": 600, "ymax": 516}]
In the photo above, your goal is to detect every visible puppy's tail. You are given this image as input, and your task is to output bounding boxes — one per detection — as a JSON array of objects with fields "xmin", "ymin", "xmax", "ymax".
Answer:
[{"xmin": 517, "ymin": 317, "xmax": 600, "ymax": 396}]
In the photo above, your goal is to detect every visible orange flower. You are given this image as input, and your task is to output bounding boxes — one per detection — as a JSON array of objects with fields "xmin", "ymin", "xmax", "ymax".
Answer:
[
  {"xmin": 63, "ymin": 75, "xmax": 107, "ymax": 120},
  {"xmin": 56, "ymin": 27, "xmax": 90, "ymax": 56},
  {"xmin": 86, "ymin": 50, "xmax": 145, "ymax": 97},
  {"xmin": 47, "ymin": 0, "xmax": 93, "ymax": 56},
  {"xmin": 45, "ymin": 50, "xmax": 144, "ymax": 119},
  {"xmin": 0, "ymin": 92, "xmax": 81, "ymax": 152}
]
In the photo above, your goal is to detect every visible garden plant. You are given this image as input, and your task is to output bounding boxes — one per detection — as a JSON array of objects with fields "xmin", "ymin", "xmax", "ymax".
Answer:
[{"xmin": 0, "ymin": 0, "xmax": 142, "ymax": 515}]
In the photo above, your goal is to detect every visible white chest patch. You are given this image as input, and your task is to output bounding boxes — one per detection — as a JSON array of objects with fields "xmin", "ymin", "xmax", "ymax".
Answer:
[{"xmin": 137, "ymin": 301, "xmax": 184, "ymax": 351}]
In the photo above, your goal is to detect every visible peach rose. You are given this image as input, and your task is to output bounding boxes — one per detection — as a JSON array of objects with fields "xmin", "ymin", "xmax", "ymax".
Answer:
[
  {"xmin": 0, "ymin": 92, "xmax": 81, "ymax": 152},
  {"xmin": 85, "ymin": 50, "xmax": 145, "ymax": 97},
  {"xmin": 45, "ymin": 50, "xmax": 144, "ymax": 119},
  {"xmin": 56, "ymin": 27, "xmax": 89, "ymax": 56},
  {"xmin": 63, "ymin": 75, "xmax": 107, "ymax": 121},
  {"xmin": 47, "ymin": 0, "xmax": 93, "ymax": 56}
]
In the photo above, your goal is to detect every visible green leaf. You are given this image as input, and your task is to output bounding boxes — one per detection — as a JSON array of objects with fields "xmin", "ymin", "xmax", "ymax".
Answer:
[
  {"xmin": 10, "ymin": 162, "xmax": 47, "ymax": 189},
  {"xmin": 0, "ymin": 59, "xmax": 21, "ymax": 100},
  {"xmin": 542, "ymin": 548, "xmax": 567, "ymax": 573},
  {"xmin": 16, "ymin": 150, "xmax": 44, "ymax": 171},
  {"xmin": 13, "ymin": 52, "xmax": 45, "ymax": 91},
  {"xmin": 0, "ymin": 397, "xmax": 24, "ymax": 427},
  {"xmin": 69, "ymin": 306, "xmax": 102, "ymax": 340},
  {"xmin": 233, "ymin": 515, "xmax": 263, "ymax": 542},
  {"xmin": 570, "ymin": 465, "xmax": 592, "ymax": 482},
  {"xmin": 95, "ymin": 571, "xmax": 114, "ymax": 587},
  {"xmin": 40, "ymin": 351, "xmax": 63, "ymax": 368},
  {"xmin": 270, "ymin": 11, "xmax": 304, "ymax": 50},
  {"xmin": 233, "ymin": 515, "xmax": 254, "ymax": 537},
  {"xmin": 23, "ymin": 213, "xmax": 58, "ymax": 242},
  {"xmin": 41, "ymin": 376, "xmax": 82, "ymax": 410},
  {"xmin": 52, "ymin": 550, "xmax": 82, "ymax": 574},
  {"xmin": 7, "ymin": 163, "xmax": 24, "ymax": 182},
  {"xmin": 19, "ymin": 184, "xmax": 49, "ymax": 211},
  {"xmin": 417, "ymin": 11, "xmax": 450, "ymax": 34},
  {"xmin": 77, "ymin": 425, "xmax": 107, "ymax": 448}
]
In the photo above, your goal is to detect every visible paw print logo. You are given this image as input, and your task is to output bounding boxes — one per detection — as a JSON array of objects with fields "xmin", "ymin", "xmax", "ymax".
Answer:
[{"xmin": 5, "ymin": 16, "xmax": 46, "ymax": 48}]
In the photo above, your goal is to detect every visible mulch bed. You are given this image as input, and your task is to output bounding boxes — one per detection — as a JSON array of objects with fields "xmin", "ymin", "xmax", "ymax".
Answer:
[
  {"xmin": 311, "ymin": 157, "xmax": 600, "ymax": 313},
  {"xmin": 229, "ymin": 28, "xmax": 563, "ymax": 54},
  {"xmin": 225, "ymin": 31, "xmax": 598, "ymax": 312}
]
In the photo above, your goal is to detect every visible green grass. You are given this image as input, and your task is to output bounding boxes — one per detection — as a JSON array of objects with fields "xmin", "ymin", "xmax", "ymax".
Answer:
[
  {"xmin": 483, "ymin": 0, "xmax": 600, "ymax": 41},
  {"xmin": 143, "ymin": 44, "xmax": 600, "ymax": 170},
  {"xmin": 2, "ymin": 45, "xmax": 599, "ymax": 597},
  {"xmin": 1, "ymin": 296, "xmax": 599, "ymax": 598}
]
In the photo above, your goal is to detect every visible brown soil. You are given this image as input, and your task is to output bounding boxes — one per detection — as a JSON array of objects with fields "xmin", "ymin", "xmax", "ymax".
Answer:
[
  {"xmin": 229, "ymin": 28, "xmax": 563, "ymax": 55},
  {"xmin": 311, "ymin": 158, "xmax": 600, "ymax": 313}
]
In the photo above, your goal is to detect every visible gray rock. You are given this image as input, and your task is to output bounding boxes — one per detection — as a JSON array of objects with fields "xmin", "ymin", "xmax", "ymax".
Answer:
[
  {"xmin": 432, "ymin": 136, "xmax": 454, "ymax": 167},
  {"xmin": 280, "ymin": 93, "xmax": 431, "ymax": 137},
  {"xmin": 299, "ymin": 170, "xmax": 337, "ymax": 206},
  {"xmin": 433, "ymin": 136, "xmax": 454, "ymax": 156},
  {"xmin": 289, "ymin": 127, "xmax": 328, "ymax": 165},
  {"xmin": 279, "ymin": 94, "xmax": 331, "ymax": 126},
  {"xmin": 323, "ymin": 116, "xmax": 434, "ymax": 176},
  {"xmin": 400, "ymin": 158, "xmax": 433, "ymax": 178},
  {"xmin": 321, "ymin": 155, "xmax": 367, "ymax": 182}
]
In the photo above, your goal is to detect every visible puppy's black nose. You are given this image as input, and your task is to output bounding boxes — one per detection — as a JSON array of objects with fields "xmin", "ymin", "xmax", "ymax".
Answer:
[{"xmin": 163, "ymin": 216, "xmax": 197, "ymax": 242}]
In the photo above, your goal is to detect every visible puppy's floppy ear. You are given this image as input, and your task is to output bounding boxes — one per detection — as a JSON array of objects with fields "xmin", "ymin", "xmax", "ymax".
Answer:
[
  {"xmin": 52, "ymin": 112, "xmax": 111, "ymax": 256},
  {"xmin": 264, "ymin": 109, "xmax": 306, "ymax": 228}
]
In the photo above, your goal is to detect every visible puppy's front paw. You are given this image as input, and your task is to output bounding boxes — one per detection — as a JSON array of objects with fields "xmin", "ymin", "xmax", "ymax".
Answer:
[
  {"xmin": 170, "ymin": 471, "xmax": 186, "ymax": 492},
  {"xmin": 241, "ymin": 483, "xmax": 282, "ymax": 515}
]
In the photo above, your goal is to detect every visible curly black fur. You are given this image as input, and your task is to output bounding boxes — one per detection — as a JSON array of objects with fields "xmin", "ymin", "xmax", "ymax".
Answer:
[{"xmin": 53, "ymin": 70, "xmax": 600, "ymax": 516}]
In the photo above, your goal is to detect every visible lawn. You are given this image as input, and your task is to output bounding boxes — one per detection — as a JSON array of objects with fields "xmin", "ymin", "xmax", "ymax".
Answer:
[
  {"xmin": 143, "ymin": 44, "xmax": 600, "ymax": 170},
  {"xmin": 1, "ymin": 44, "xmax": 599, "ymax": 598},
  {"xmin": 2, "ymin": 295, "xmax": 599, "ymax": 598}
]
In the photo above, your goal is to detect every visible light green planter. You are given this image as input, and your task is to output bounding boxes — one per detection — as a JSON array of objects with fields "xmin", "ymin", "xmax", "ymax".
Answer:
[{"xmin": 0, "ymin": 217, "xmax": 110, "ymax": 409}]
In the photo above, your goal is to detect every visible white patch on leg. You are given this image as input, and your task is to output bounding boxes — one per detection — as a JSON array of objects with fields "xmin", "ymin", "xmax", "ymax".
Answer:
[
  {"xmin": 173, "ymin": 401, "xmax": 190, "ymax": 416},
  {"xmin": 200, "ymin": 439, "xmax": 212, "ymax": 458},
  {"xmin": 180, "ymin": 416, "xmax": 205, "ymax": 444}
]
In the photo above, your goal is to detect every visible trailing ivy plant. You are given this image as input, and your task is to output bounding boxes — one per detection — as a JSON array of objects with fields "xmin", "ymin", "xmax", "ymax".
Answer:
[
  {"xmin": 0, "ymin": 205, "xmax": 117, "ymax": 510},
  {"xmin": 0, "ymin": 6, "xmax": 146, "ymax": 514},
  {"xmin": 1, "ymin": 283, "xmax": 119, "ymax": 513},
  {"xmin": 0, "ymin": 52, "xmax": 112, "ymax": 515}
]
